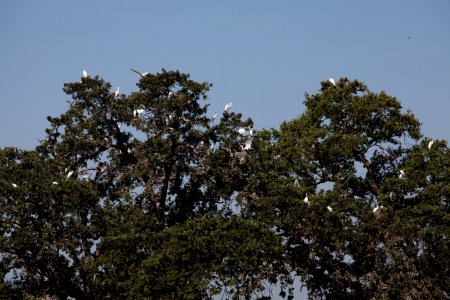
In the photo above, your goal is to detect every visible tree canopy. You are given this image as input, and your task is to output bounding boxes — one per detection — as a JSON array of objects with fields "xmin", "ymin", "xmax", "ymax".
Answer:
[{"xmin": 0, "ymin": 72, "xmax": 448, "ymax": 299}]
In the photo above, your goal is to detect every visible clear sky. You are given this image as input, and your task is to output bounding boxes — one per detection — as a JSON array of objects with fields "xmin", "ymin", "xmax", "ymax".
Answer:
[
  {"xmin": 1, "ymin": 1, "xmax": 450, "ymax": 151},
  {"xmin": 1, "ymin": 1, "xmax": 449, "ymax": 298}
]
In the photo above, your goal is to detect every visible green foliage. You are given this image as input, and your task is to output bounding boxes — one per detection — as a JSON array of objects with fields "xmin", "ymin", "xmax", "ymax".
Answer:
[
  {"xmin": 244, "ymin": 78, "xmax": 449, "ymax": 299},
  {"xmin": 1, "ymin": 74, "xmax": 448, "ymax": 299},
  {"xmin": 134, "ymin": 214, "xmax": 284, "ymax": 299},
  {"xmin": 0, "ymin": 70, "xmax": 277, "ymax": 299}
]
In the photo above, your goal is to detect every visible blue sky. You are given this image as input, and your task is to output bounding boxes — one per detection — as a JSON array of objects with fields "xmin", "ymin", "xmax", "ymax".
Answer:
[
  {"xmin": 1, "ymin": 1, "xmax": 450, "ymax": 150},
  {"xmin": 0, "ymin": 1, "xmax": 449, "ymax": 298}
]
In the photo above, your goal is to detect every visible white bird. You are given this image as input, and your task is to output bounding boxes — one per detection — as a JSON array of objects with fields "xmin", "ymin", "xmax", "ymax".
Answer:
[
  {"xmin": 327, "ymin": 205, "xmax": 333, "ymax": 212},
  {"xmin": 238, "ymin": 128, "xmax": 246, "ymax": 135},
  {"xmin": 168, "ymin": 92, "xmax": 174, "ymax": 99},
  {"xmin": 294, "ymin": 179, "xmax": 300, "ymax": 188},
  {"xmin": 114, "ymin": 86, "xmax": 120, "ymax": 98},
  {"xmin": 373, "ymin": 205, "xmax": 385, "ymax": 213},
  {"xmin": 328, "ymin": 78, "xmax": 336, "ymax": 86},
  {"xmin": 303, "ymin": 193, "xmax": 310, "ymax": 204},
  {"xmin": 98, "ymin": 164, "xmax": 108, "ymax": 173},
  {"xmin": 399, "ymin": 169, "xmax": 406, "ymax": 179},
  {"xmin": 224, "ymin": 102, "xmax": 233, "ymax": 112},
  {"xmin": 82, "ymin": 70, "xmax": 88, "ymax": 78},
  {"xmin": 130, "ymin": 68, "xmax": 149, "ymax": 78},
  {"xmin": 428, "ymin": 140, "xmax": 434, "ymax": 150},
  {"xmin": 211, "ymin": 110, "xmax": 219, "ymax": 121},
  {"xmin": 133, "ymin": 108, "xmax": 145, "ymax": 117},
  {"xmin": 11, "ymin": 183, "xmax": 18, "ymax": 188},
  {"xmin": 52, "ymin": 181, "xmax": 59, "ymax": 185},
  {"xmin": 67, "ymin": 170, "xmax": 74, "ymax": 179},
  {"xmin": 373, "ymin": 205, "xmax": 385, "ymax": 219},
  {"xmin": 242, "ymin": 139, "xmax": 252, "ymax": 150}
]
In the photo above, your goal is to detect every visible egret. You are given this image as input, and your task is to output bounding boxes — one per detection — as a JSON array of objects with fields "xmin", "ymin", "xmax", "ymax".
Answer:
[
  {"xmin": 99, "ymin": 164, "xmax": 108, "ymax": 173},
  {"xmin": 238, "ymin": 128, "xmax": 246, "ymax": 135},
  {"xmin": 399, "ymin": 169, "xmax": 405, "ymax": 179},
  {"xmin": 373, "ymin": 205, "xmax": 384, "ymax": 219},
  {"xmin": 114, "ymin": 86, "xmax": 120, "ymax": 98},
  {"xmin": 242, "ymin": 139, "xmax": 252, "ymax": 150},
  {"xmin": 294, "ymin": 179, "xmax": 300, "ymax": 188},
  {"xmin": 373, "ymin": 205, "xmax": 384, "ymax": 213},
  {"xmin": 168, "ymin": 92, "xmax": 174, "ymax": 99},
  {"xmin": 328, "ymin": 78, "xmax": 336, "ymax": 86},
  {"xmin": 303, "ymin": 193, "xmax": 310, "ymax": 204},
  {"xmin": 428, "ymin": 140, "xmax": 434, "ymax": 150},
  {"xmin": 52, "ymin": 181, "xmax": 59, "ymax": 185},
  {"xmin": 130, "ymin": 68, "xmax": 149, "ymax": 78},
  {"xmin": 211, "ymin": 110, "xmax": 218, "ymax": 120},
  {"xmin": 133, "ymin": 109, "xmax": 145, "ymax": 117},
  {"xmin": 224, "ymin": 102, "xmax": 233, "ymax": 112},
  {"xmin": 82, "ymin": 70, "xmax": 88, "ymax": 78},
  {"xmin": 11, "ymin": 183, "xmax": 18, "ymax": 188},
  {"xmin": 327, "ymin": 205, "xmax": 333, "ymax": 212},
  {"xmin": 67, "ymin": 170, "xmax": 74, "ymax": 179}
]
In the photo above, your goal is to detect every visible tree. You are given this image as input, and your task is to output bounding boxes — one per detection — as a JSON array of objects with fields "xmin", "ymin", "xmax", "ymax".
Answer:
[
  {"xmin": 0, "ymin": 70, "xmax": 282, "ymax": 299},
  {"xmin": 243, "ymin": 78, "xmax": 450, "ymax": 299},
  {"xmin": 1, "ymin": 73, "xmax": 449, "ymax": 299}
]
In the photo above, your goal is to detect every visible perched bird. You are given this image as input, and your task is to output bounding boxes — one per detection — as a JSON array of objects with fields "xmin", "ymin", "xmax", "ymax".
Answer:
[
  {"xmin": 67, "ymin": 170, "xmax": 74, "ymax": 179},
  {"xmin": 238, "ymin": 128, "xmax": 246, "ymax": 135},
  {"xmin": 428, "ymin": 140, "xmax": 434, "ymax": 150},
  {"xmin": 82, "ymin": 70, "xmax": 88, "ymax": 78},
  {"xmin": 373, "ymin": 205, "xmax": 384, "ymax": 219},
  {"xmin": 327, "ymin": 205, "xmax": 333, "ymax": 212},
  {"xmin": 399, "ymin": 169, "xmax": 406, "ymax": 179},
  {"xmin": 11, "ymin": 183, "xmax": 18, "ymax": 188},
  {"xmin": 224, "ymin": 102, "xmax": 233, "ymax": 112},
  {"xmin": 133, "ymin": 109, "xmax": 145, "ymax": 117},
  {"xmin": 114, "ymin": 86, "xmax": 120, "ymax": 98},
  {"xmin": 130, "ymin": 68, "xmax": 149, "ymax": 78},
  {"xmin": 294, "ymin": 179, "xmax": 300, "ymax": 188},
  {"xmin": 168, "ymin": 92, "xmax": 174, "ymax": 99},
  {"xmin": 242, "ymin": 139, "xmax": 252, "ymax": 150},
  {"xmin": 52, "ymin": 181, "xmax": 59, "ymax": 185},
  {"xmin": 328, "ymin": 78, "xmax": 336, "ymax": 86},
  {"xmin": 98, "ymin": 162, "xmax": 108, "ymax": 173},
  {"xmin": 303, "ymin": 193, "xmax": 310, "ymax": 204},
  {"xmin": 373, "ymin": 205, "xmax": 385, "ymax": 213}
]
